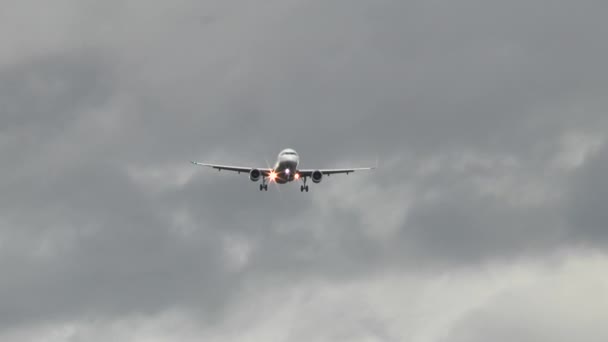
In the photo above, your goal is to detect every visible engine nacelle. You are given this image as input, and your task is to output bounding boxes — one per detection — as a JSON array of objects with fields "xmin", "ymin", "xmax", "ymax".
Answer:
[
  {"xmin": 249, "ymin": 169, "xmax": 261, "ymax": 182},
  {"xmin": 311, "ymin": 170, "xmax": 323, "ymax": 184}
]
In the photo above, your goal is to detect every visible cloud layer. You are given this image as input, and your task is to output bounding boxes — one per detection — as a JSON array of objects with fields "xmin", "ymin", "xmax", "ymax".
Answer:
[{"xmin": 1, "ymin": 0, "xmax": 607, "ymax": 340}]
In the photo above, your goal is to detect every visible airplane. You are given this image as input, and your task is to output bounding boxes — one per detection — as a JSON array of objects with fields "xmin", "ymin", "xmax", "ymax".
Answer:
[{"xmin": 191, "ymin": 148, "xmax": 375, "ymax": 192}]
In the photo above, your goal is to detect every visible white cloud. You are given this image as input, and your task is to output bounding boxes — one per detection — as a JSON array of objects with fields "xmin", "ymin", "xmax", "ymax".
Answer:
[{"xmin": 554, "ymin": 132, "xmax": 604, "ymax": 170}]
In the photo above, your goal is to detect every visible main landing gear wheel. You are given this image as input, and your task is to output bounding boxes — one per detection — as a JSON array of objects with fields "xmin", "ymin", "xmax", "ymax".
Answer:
[
  {"xmin": 300, "ymin": 177, "xmax": 309, "ymax": 192},
  {"xmin": 259, "ymin": 184, "xmax": 268, "ymax": 191}
]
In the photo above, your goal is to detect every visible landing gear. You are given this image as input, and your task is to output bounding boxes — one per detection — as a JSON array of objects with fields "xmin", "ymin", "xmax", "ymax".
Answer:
[
  {"xmin": 259, "ymin": 181, "xmax": 268, "ymax": 191},
  {"xmin": 300, "ymin": 177, "xmax": 309, "ymax": 192}
]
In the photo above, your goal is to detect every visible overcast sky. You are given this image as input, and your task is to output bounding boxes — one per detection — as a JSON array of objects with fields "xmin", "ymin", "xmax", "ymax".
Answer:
[{"xmin": 1, "ymin": 0, "xmax": 608, "ymax": 341}]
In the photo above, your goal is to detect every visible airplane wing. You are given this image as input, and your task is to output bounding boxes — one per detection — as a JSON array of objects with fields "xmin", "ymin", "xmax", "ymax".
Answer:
[
  {"xmin": 298, "ymin": 167, "xmax": 375, "ymax": 177},
  {"xmin": 190, "ymin": 161, "xmax": 271, "ymax": 175}
]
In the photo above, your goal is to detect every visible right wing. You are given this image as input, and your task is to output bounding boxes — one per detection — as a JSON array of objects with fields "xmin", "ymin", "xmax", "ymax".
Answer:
[
  {"xmin": 298, "ymin": 167, "xmax": 375, "ymax": 177},
  {"xmin": 190, "ymin": 161, "xmax": 271, "ymax": 175}
]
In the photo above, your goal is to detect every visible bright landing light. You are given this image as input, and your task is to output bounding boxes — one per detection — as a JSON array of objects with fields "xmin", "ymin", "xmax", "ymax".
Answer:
[
  {"xmin": 269, "ymin": 171, "xmax": 277, "ymax": 182},
  {"xmin": 294, "ymin": 173, "xmax": 300, "ymax": 180}
]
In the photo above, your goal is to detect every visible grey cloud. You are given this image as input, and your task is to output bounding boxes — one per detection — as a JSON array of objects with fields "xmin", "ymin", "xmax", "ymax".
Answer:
[
  {"xmin": 0, "ymin": 0, "xmax": 607, "ymax": 337},
  {"xmin": 566, "ymin": 145, "xmax": 608, "ymax": 243}
]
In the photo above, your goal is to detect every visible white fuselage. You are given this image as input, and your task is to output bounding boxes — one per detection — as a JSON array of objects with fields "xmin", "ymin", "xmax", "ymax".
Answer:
[{"xmin": 272, "ymin": 149, "xmax": 300, "ymax": 184}]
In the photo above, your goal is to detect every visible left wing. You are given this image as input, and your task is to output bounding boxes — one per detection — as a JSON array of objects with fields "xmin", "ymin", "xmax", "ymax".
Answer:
[
  {"xmin": 298, "ymin": 167, "xmax": 375, "ymax": 177},
  {"xmin": 190, "ymin": 161, "xmax": 271, "ymax": 175}
]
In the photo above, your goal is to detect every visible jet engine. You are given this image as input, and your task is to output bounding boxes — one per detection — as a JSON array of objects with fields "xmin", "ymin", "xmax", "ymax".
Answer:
[
  {"xmin": 311, "ymin": 170, "xmax": 323, "ymax": 184},
  {"xmin": 249, "ymin": 168, "xmax": 261, "ymax": 182}
]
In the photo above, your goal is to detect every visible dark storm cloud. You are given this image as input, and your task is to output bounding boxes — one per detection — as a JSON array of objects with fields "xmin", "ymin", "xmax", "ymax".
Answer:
[
  {"xmin": 0, "ymin": 54, "xmax": 111, "ymax": 128},
  {"xmin": 1, "ymin": 0, "xmax": 608, "ymax": 335},
  {"xmin": 567, "ymin": 145, "xmax": 608, "ymax": 243}
]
